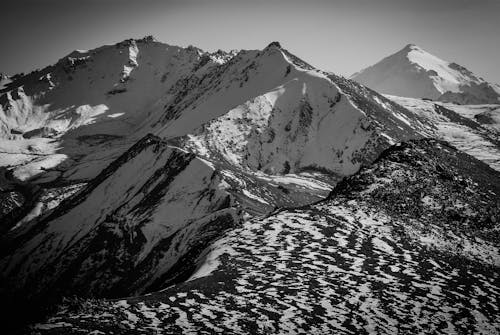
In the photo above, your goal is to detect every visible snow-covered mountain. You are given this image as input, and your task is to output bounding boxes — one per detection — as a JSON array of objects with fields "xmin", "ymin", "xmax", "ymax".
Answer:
[
  {"xmin": 0, "ymin": 36, "xmax": 432, "ymax": 292},
  {"xmin": 1, "ymin": 37, "xmax": 499, "ymax": 333},
  {"xmin": 0, "ymin": 39, "xmax": 432, "ymax": 329},
  {"xmin": 0, "ymin": 36, "xmax": 235, "ymax": 183},
  {"xmin": 0, "ymin": 36, "xmax": 238, "ymax": 141},
  {"xmin": 0, "ymin": 39, "xmax": 430, "ymax": 220},
  {"xmin": 351, "ymin": 44, "xmax": 500, "ymax": 104}
]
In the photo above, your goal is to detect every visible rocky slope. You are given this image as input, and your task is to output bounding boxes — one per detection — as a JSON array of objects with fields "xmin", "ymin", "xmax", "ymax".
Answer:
[
  {"xmin": 472, "ymin": 106, "xmax": 500, "ymax": 133},
  {"xmin": 31, "ymin": 139, "xmax": 500, "ymax": 334},
  {"xmin": 0, "ymin": 134, "xmax": 241, "ymax": 326},
  {"xmin": 351, "ymin": 44, "xmax": 500, "ymax": 104},
  {"xmin": 387, "ymin": 95, "xmax": 500, "ymax": 171},
  {"xmin": 433, "ymin": 102, "xmax": 500, "ymax": 134}
]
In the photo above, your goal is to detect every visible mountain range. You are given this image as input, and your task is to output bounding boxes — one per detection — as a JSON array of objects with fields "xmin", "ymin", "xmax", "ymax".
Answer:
[{"xmin": 0, "ymin": 37, "xmax": 499, "ymax": 334}]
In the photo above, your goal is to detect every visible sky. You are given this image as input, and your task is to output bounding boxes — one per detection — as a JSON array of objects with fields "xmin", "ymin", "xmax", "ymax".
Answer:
[{"xmin": 2, "ymin": 0, "xmax": 500, "ymax": 83}]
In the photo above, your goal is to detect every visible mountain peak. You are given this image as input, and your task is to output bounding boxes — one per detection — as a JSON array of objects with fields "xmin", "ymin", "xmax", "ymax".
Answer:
[
  {"xmin": 352, "ymin": 43, "xmax": 500, "ymax": 103},
  {"xmin": 404, "ymin": 43, "xmax": 418, "ymax": 49},
  {"xmin": 137, "ymin": 35, "xmax": 158, "ymax": 43},
  {"xmin": 265, "ymin": 41, "xmax": 282, "ymax": 50},
  {"xmin": 401, "ymin": 43, "xmax": 428, "ymax": 55}
]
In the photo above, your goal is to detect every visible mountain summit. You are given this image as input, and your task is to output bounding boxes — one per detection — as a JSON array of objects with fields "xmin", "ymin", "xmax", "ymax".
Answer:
[{"xmin": 351, "ymin": 44, "xmax": 500, "ymax": 104}]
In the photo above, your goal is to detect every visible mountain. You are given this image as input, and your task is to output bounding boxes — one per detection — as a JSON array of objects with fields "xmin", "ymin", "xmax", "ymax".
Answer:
[
  {"xmin": 0, "ymin": 39, "xmax": 429, "ymax": 222},
  {"xmin": 1, "ymin": 38, "xmax": 499, "ymax": 333},
  {"xmin": 32, "ymin": 139, "xmax": 500, "ymax": 334},
  {"xmin": 0, "ymin": 36, "xmax": 234, "ymax": 183},
  {"xmin": 351, "ymin": 44, "xmax": 500, "ymax": 104},
  {"xmin": 0, "ymin": 39, "xmax": 432, "ymax": 329}
]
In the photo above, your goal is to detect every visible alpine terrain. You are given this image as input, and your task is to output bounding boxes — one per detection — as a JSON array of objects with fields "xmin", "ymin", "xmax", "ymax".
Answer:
[
  {"xmin": 351, "ymin": 44, "xmax": 500, "ymax": 104},
  {"xmin": 0, "ymin": 37, "xmax": 499, "ymax": 334}
]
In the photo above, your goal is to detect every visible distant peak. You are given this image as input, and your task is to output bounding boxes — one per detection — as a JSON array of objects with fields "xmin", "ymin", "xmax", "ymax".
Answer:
[
  {"xmin": 403, "ymin": 43, "xmax": 415, "ymax": 50},
  {"xmin": 114, "ymin": 36, "xmax": 160, "ymax": 48},
  {"xmin": 402, "ymin": 43, "xmax": 425, "ymax": 53},
  {"xmin": 137, "ymin": 35, "xmax": 158, "ymax": 43},
  {"xmin": 265, "ymin": 41, "xmax": 282, "ymax": 50}
]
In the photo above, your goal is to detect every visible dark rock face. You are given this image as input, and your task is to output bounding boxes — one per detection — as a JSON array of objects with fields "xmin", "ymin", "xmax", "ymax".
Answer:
[{"xmin": 31, "ymin": 139, "xmax": 500, "ymax": 334}]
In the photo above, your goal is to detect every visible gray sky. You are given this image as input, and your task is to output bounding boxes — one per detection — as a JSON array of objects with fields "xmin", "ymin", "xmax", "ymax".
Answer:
[{"xmin": 2, "ymin": 0, "xmax": 500, "ymax": 83}]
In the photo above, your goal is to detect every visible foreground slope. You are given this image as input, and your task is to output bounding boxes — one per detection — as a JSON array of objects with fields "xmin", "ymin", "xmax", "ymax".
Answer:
[
  {"xmin": 33, "ymin": 139, "xmax": 500, "ymax": 334},
  {"xmin": 351, "ymin": 44, "xmax": 500, "ymax": 104},
  {"xmin": 0, "ymin": 134, "xmax": 241, "ymax": 318}
]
